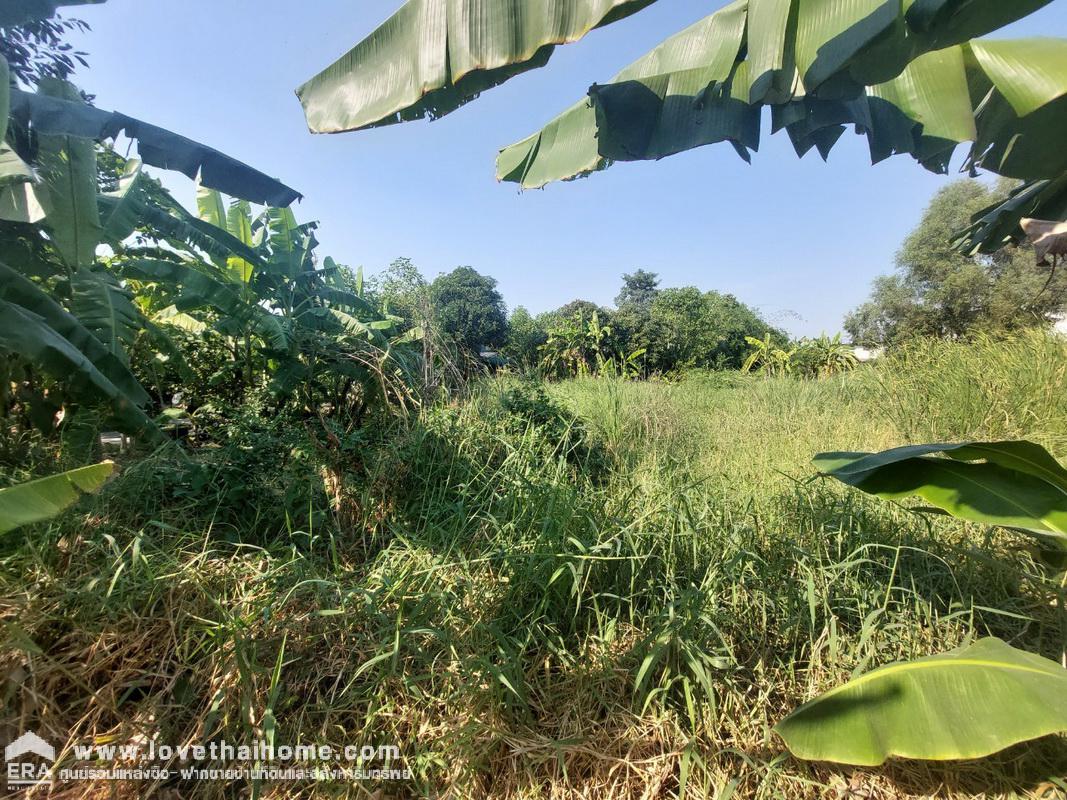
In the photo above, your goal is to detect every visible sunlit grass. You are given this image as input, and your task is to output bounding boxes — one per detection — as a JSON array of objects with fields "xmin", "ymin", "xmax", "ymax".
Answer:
[{"xmin": 2, "ymin": 331, "xmax": 1066, "ymax": 798}]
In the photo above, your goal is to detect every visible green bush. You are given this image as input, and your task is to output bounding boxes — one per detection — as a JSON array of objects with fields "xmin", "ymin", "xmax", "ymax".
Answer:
[{"xmin": 499, "ymin": 382, "xmax": 612, "ymax": 479}]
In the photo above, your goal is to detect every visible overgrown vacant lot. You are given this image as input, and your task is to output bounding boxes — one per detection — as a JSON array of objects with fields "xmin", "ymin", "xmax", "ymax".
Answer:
[{"xmin": 3, "ymin": 332, "xmax": 1067, "ymax": 799}]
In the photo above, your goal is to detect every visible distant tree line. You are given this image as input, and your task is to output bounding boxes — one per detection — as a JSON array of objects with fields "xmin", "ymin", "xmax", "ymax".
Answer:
[
  {"xmin": 368, "ymin": 263, "xmax": 786, "ymax": 377},
  {"xmin": 367, "ymin": 177, "xmax": 1067, "ymax": 379}
]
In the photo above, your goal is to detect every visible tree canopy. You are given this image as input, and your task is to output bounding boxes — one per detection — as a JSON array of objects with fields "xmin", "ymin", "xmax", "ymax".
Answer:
[
  {"xmin": 429, "ymin": 266, "xmax": 508, "ymax": 353},
  {"xmin": 644, "ymin": 287, "xmax": 783, "ymax": 372},
  {"xmin": 615, "ymin": 269, "xmax": 660, "ymax": 310},
  {"xmin": 368, "ymin": 256, "xmax": 428, "ymax": 330},
  {"xmin": 500, "ymin": 272, "xmax": 783, "ymax": 376},
  {"xmin": 846, "ymin": 179, "xmax": 1067, "ymax": 346}
]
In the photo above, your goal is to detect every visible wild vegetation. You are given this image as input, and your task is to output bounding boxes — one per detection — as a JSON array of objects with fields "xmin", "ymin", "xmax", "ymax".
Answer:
[
  {"xmin": 3, "ymin": 0, "xmax": 1067, "ymax": 798},
  {"xmin": 4, "ymin": 332, "xmax": 1067, "ymax": 798}
]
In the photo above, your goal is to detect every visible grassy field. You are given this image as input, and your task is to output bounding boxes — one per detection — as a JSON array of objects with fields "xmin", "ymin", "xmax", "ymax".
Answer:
[{"xmin": 3, "ymin": 331, "xmax": 1067, "ymax": 798}]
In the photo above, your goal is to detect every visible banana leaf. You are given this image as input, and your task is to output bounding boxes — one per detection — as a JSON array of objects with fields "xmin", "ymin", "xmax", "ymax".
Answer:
[
  {"xmin": 0, "ymin": 298, "xmax": 159, "ymax": 438},
  {"xmin": 496, "ymin": 2, "xmax": 1064, "ymax": 188},
  {"xmin": 953, "ymin": 172, "xmax": 1067, "ymax": 255},
  {"xmin": 10, "ymin": 87, "xmax": 300, "ymax": 207},
  {"xmin": 68, "ymin": 267, "xmax": 143, "ymax": 360},
  {"xmin": 0, "ymin": 180, "xmax": 46, "ymax": 223},
  {"xmin": 1, "ymin": 143, "xmax": 36, "ymax": 188},
  {"xmin": 0, "ymin": 54, "xmax": 37, "ymax": 211},
  {"xmin": 813, "ymin": 440, "xmax": 1067, "ymax": 548},
  {"xmin": 33, "ymin": 79, "xmax": 102, "ymax": 269},
  {"xmin": 118, "ymin": 258, "xmax": 288, "ymax": 351},
  {"xmin": 0, "ymin": 461, "xmax": 114, "ymax": 535},
  {"xmin": 296, "ymin": 0, "xmax": 659, "ymax": 134},
  {"xmin": 196, "ymin": 182, "xmax": 228, "ymax": 230},
  {"xmin": 0, "ymin": 260, "xmax": 150, "ymax": 406},
  {"xmin": 775, "ymin": 637, "xmax": 1067, "ymax": 766},
  {"xmin": 98, "ymin": 161, "xmax": 264, "ymax": 266},
  {"xmin": 1, "ymin": 54, "xmax": 9, "ymax": 141}
]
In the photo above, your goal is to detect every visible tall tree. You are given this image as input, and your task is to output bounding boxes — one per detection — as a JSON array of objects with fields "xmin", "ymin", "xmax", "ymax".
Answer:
[
  {"xmin": 615, "ymin": 269, "xmax": 660, "ymax": 310},
  {"xmin": 845, "ymin": 180, "xmax": 1067, "ymax": 346},
  {"xmin": 537, "ymin": 299, "xmax": 614, "ymax": 336},
  {"xmin": 370, "ymin": 256, "xmax": 427, "ymax": 330},
  {"xmin": 429, "ymin": 266, "xmax": 508, "ymax": 353}
]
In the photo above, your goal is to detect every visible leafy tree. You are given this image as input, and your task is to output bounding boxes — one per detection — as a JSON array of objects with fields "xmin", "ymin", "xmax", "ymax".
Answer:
[
  {"xmin": 429, "ymin": 266, "xmax": 507, "ymax": 353},
  {"xmin": 502, "ymin": 306, "xmax": 546, "ymax": 372},
  {"xmin": 646, "ymin": 288, "xmax": 782, "ymax": 372},
  {"xmin": 613, "ymin": 271, "xmax": 661, "ymax": 361},
  {"xmin": 615, "ymin": 269, "xmax": 659, "ymax": 310},
  {"xmin": 845, "ymin": 180, "xmax": 1067, "ymax": 347},
  {"xmin": 369, "ymin": 256, "xmax": 427, "ymax": 330},
  {"xmin": 1, "ymin": 13, "xmax": 90, "ymax": 88},
  {"xmin": 542, "ymin": 299, "xmax": 612, "ymax": 328}
]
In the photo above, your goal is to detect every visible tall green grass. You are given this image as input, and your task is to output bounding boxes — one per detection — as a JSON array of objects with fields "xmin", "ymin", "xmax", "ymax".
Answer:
[
  {"xmin": 873, "ymin": 330, "xmax": 1067, "ymax": 453},
  {"xmin": 1, "ymin": 332, "xmax": 1065, "ymax": 798}
]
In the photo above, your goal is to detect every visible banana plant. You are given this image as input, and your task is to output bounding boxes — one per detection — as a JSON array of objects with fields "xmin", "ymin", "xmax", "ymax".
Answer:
[
  {"xmin": 539, "ymin": 309, "xmax": 617, "ymax": 379},
  {"xmin": 127, "ymin": 184, "xmax": 420, "ymax": 413},
  {"xmin": 741, "ymin": 332, "xmax": 795, "ymax": 376},
  {"xmin": 1, "ymin": 59, "xmax": 301, "ymax": 440},
  {"xmin": 0, "ymin": 460, "xmax": 114, "ymax": 534},
  {"xmin": 794, "ymin": 333, "xmax": 859, "ymax": 378},
  {"xmin": 775, "ymin": 441, "xmax": 1067, "ymax": 765},
  {"xmin": 1, "ymin": 76, "xmax": 161, "ymax": 437},
  {"xmin": 540, "ymin": 316, "xmax": 588, "ymax": 379}
]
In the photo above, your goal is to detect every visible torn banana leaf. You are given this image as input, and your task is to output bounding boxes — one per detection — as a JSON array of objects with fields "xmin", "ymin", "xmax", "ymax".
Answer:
[
  {"xmin": 296, "ymin": 0, "xmax": 659, "ymax": 133},
  {"xmin": 497, "ymin": 0, "xmax": 1064, "ymax": 189},
  {"xmin": 10, "ymin": 84, "xmax": 300, "ymax": 207}
]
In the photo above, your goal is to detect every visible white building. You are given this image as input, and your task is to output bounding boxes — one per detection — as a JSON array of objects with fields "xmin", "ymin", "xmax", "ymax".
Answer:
[{"xmin": 852, "ymin": 346, "xmax": 884, "ymax": 362}]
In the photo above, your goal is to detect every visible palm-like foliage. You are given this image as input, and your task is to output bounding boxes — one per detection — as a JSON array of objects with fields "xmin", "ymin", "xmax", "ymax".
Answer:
[
  {"xmin": 741, "ymin": 332, "xmax": 795, "ymax": 376},
  {"xmin": 794, "ymin": 333, "xmax": 859, "ymax": 378},
  {"xmin": 295, "ymin": 0, "xmax": 657, "ymax": 134},
  {"xmin": 297, "ymin": 1, "xmax": 1065, "ymax": 250},
  {"xmin": 539, "ymin": 310, "xmax": 617, "ymax": 379},
  {"xmin": 0, "ymin": 36, "xmax": 305, "ymax": 438},
  {"xmin": 1, "ymin": 51, "xmax": 413, "ymax": 442},
  {"xmin": 114, "ymin": 183, "xmax": 419, "ymax": 416},
  {"xmin": 497, "ymin": 13, "xmax": 1067, "ymax": 189},
  {"xmin": 782, "ymin": 441, "xmax": 1067, "ymax": 764},
  {"xmin": 540, "ymin": 315, "xmax": 588, "ymax": 379},
  {"xmin": 0, "ymin": 460, "xmax": 113, "ymax": 534}
]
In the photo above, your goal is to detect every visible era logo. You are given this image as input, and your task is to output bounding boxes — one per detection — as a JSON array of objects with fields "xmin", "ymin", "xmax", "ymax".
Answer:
[{"xmin": 5, "ymin": 731, "xmax": 55, "ymax": 788}]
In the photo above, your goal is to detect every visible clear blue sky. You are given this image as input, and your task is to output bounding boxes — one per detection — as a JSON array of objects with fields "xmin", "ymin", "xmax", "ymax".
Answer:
[{"xmin": 67, "ymin": 1, "xmax": 1066, "ymax": 337}]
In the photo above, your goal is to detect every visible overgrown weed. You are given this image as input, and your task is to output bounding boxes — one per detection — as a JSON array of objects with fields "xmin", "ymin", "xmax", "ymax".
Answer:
[{"xmin": 2, "ymin": 333, "xmax": 1066, "ymax": 798}]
